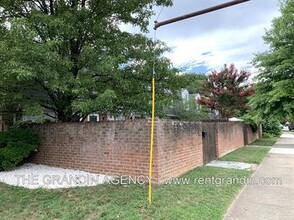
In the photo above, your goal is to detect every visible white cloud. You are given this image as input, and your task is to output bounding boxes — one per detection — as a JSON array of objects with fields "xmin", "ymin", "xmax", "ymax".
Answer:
[
  {"xmin": 164, "ymin": 24, "xmax": 267, "ymax": 68},
  {"xmin": 151, "ymin": 0, "xmax": 281, "ymax": 70},
  {"xmin": 120, "ymin": 0, "xmax": 281, "ymax": 72}
]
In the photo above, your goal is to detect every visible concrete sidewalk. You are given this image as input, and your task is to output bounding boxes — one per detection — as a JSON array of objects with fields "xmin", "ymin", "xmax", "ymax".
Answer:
[{"xmin": 224, "ymin": 132, "xmax": 294, "ymax": 220}]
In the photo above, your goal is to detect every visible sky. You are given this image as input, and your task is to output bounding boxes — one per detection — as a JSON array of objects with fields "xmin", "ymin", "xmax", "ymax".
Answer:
[{"xmin": 145, "ymin": 0, "xmax": 282, "ymax": 74}]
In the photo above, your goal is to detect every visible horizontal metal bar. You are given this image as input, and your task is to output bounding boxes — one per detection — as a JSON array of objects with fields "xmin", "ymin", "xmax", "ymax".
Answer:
[{"xmin": 154, "ymin": 0, "xmax": 250, "ymax": 29}]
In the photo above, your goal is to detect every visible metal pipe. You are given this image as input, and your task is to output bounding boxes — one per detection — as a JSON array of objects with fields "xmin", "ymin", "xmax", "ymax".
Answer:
[{"xmin": 154, "ymin": 0, "xmax": 250, "ymax": 29}]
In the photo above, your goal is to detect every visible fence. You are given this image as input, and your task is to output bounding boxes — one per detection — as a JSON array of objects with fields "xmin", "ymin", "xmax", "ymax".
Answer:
[{"xmin": 29, "ymin": 119, "xmax": 260, "ymax": 183}]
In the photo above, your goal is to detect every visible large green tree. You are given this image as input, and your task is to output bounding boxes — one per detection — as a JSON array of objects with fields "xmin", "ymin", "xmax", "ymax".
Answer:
[
  {"xmin": 251, "ymin": 0, "xmax": 294, "ymax": 122},
  {"xmin": 0, "ymin": 0, "xmax": 185, "ymax": 122}
]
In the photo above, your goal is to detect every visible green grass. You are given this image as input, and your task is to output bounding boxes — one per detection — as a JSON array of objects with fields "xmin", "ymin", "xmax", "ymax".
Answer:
[
  {"xmin": 249, "ymin": 137, "xmax": 278, "ymax": 146},
  {"xmin": 220, "ymin": 147, "xmax": 270, "ymax": 164},
  {"xmin": 0, "ymin": 166, "xmax": 252, "ymax": 220}
]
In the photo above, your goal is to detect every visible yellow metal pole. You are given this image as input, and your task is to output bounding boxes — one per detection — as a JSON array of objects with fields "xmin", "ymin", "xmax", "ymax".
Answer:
[{"xmin": 148, "ymin": 77, "xmax": 156, "ymax": 204}]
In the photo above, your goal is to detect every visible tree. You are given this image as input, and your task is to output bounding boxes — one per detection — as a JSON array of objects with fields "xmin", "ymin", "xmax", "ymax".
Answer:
[
  {"xmin": 173, "ymin": 73, "xmax": 208, "ymax": 121},
  {"xmin": 251, "ymin": 0, "xmax": 294, "ymax": 122},
  {"xmin": 174, "ymin": 98, "xmax": 208, "ymax": 121},
  {"xmin": 179, "ymin": 73, "xmax": 206, "ymax": 94},
  {"xmin": 198, "ymin": 64, "xmax": 254, "ymax": 119},
  {"xmin": 0, "ymin": 0, "xmax": 186, "ymax": 122}
]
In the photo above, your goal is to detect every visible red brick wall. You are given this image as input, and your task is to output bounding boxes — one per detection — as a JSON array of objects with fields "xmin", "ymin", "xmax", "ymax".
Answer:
[
  {"xmin": 30, "ymin": 120, "xmax": 251, "ymax": 183},
  {"xmin": 30, "ymin": 121, "xmax": 151, "ymax": 178},
  {"xmin": 30, "ymin": 120, "xmax": 203, "ymax": 183},
  {"xmin": 216, "ymin": 122, "xmax": 244, "ymax": 157},
  {"xmin": 155, "ymin": 120, "xmax": 203, "ymax": 183},
  {"xmin": 244, "ymin": 124, "xmax": 260, "ymax": 145}
]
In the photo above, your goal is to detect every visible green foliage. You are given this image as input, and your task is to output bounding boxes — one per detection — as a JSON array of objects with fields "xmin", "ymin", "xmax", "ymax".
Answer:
[
  {"xmin": 0, "ymin": 128, "xmax": 40, "ymax": 170},
  {"xmin": 172, "ymin": 74, "xmax": 208, "ymax": 121},
  {"xmin": 241, "ymin": 114, "xmax": 258, "ymax": 133},
  {"xmin": 199, "ymin": 64, "xmax": 254, "ymax": 119},
  {"xmin": 262, "ymin": 117, "xmax": 282, "ymax": 137},
  {"xmin": 179, "ymin": 73, "xmax": 206, "ymax": 94},
  {"xmin": 262, "ymin": 133, "xmax": 276, "ymax": 138},
  {"xmin": 251, "ymin": 0, "xmax": 294, "ymax": 122},
  {"xmin": 0, "ymin": 132, "xmax": 8, "ymax": 148},
  {"xmin": 174, "ymin": 98, "xmax": 209, "ymax": 121},
  {"xmin": 0, "ymin": 0, "xmax": 186, "ymax": 122},
  {"xmin": 249, "ymin": 122, "xmax": 258, "ymax": 133}
]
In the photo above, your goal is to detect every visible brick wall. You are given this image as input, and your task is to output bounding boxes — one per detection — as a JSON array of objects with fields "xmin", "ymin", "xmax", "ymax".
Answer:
[
  {"xmin": 30, "ymin": 120, "xmax": 203, "ymax": 183},
  {"xmin": 243, "ymin": 124, "xmax": 259, "ymax": 145},
  {"xmin": 243, "ymin": 124, "xmax": 262, "ymax": 145},
  {"xmin": 30, "ymin": 121, "xmax": 151, "ymax": 178},
  {"xmin": 216, "ymin": 122, "xmax": 244, "ymax": 157},
  {"xmin": 30, "ymin": 120, "xmax": 255, "ymax": 183},
  {"xmin": 155, "ymin": 120, "xmax": 202, "ymax": 183}
]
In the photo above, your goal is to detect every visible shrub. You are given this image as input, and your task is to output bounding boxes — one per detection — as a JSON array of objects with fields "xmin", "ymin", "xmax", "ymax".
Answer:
[
  {"xmin": 262, "ymin": 118, "xmax": 282, "ymax": 137},
  {"xmin": 262, "ymin": 132, "xmax": 275, "ymax": 138},
  {"xmin": 0, "ymin": 132, "xmax": 9, "ymax": 148},
  {"xmin": 249, "ymin": 123, "xmax": 258, "ymax": 133},
  {"xmin": 243, "ymin": 120, "xmax": 258, "ymax": 133},
  {"xmin": 241, "ymin": 115, "xmax": 258, "ymax": 133},
  {"xmin": 173, "ymin": 99, "xmax": 209, "ymax": 121},
  {"xmin": 0, "ymin": 128, "xmax": 40, "ymax": 171}
]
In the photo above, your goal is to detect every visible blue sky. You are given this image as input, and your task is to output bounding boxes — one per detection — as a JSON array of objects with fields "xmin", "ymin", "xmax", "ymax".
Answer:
[{"xmin": 147, "ymin": 0, "xmax": 281, "ymax": 74}]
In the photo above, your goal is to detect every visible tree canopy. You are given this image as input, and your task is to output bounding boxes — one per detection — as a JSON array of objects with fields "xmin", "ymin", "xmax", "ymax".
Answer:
[
  {"xmin": 198, "ymin": 64, "xmax": 254, "ymax": 119},
  {"xmin": 173, "ymin": 73, "xmax": 208, "ymax": 121},
  {"xmin": 179, "ymin": 73, "xmax": 206, "ymax": 94},
  {"xmin": 0, "ymin": 0, "xmax": 187, "ymax": 122},
  {"xmin": 250, "ymin": 0, "xmax": 294, "ymax": 122}
]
